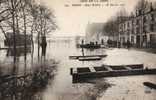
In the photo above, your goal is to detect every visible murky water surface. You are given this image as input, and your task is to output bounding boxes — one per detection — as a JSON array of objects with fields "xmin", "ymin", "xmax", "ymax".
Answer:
[{"xmin": 0, "ymin": 39, "xmax": 156, "ymax": 100}]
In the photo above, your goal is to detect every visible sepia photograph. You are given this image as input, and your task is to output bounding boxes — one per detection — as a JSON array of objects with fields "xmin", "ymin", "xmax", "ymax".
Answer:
[{"xmin": 0, "ymin": 0, "xmax": 156, "ymax": 100}]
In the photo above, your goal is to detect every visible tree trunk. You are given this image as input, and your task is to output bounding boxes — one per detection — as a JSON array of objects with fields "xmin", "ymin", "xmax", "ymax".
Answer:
[{"xmin": 11, "ymin": 0, "xmax": 16, "ymax": 62}]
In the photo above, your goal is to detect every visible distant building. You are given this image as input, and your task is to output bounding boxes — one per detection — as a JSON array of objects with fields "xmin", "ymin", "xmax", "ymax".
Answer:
[{"xmin": 119, "ymin": 3, "xmax": 156, "ymax": 48}]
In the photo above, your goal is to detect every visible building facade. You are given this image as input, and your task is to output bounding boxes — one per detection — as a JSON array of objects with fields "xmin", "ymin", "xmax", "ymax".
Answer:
[{"xmin": 119, "ymin": 3, "xmax": 156, "ymax": 48}]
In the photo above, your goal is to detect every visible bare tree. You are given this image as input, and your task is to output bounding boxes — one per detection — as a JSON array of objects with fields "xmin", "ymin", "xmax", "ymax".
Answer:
[
  {"xmin": 134, "ymin": 0, "xmax": 150, "ymax": 14},
  {"xmin": 0, "ymin": 0, "xmax": 57, "ymax": 54},
  {"xmin": 103, "ymin": 19, "xmax": 118, "ymax": 37},
  {"xmin": 30, "ymin": 4, "xmax": 57, "ymax": 55}
]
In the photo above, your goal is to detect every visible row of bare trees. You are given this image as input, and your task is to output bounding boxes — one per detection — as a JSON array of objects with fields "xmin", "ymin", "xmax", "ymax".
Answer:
[
  {"xmin": 102, "ymin": 8, "xmax": 127, "ymax": 39},
  {"xmin": 0, "ymin": 0, "xmax": 57, "ymax": 53}
]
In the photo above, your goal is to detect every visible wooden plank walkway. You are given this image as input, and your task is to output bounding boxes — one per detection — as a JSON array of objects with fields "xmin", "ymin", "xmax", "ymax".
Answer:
[{"xmin": 70, "ymin": 64, "xmax": 156, "ymax": 83}]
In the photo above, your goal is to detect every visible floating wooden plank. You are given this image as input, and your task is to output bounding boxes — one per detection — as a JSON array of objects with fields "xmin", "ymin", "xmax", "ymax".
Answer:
[
  {"xmin": 69, "ymin": 55, "xmax": 107, "ymax": 59},
  {"xmin": 78, "ymin": 56, "xmax": 102, "ymax": 61},
  {"xmin": 70, "ymin": 64, "xmax": 156, "ymax": 83}
]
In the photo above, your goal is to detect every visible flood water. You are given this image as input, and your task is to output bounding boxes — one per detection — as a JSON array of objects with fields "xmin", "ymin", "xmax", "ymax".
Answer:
[{"xmin": 0, "ymin": 38, "xmax": 156, "ymax": 100}]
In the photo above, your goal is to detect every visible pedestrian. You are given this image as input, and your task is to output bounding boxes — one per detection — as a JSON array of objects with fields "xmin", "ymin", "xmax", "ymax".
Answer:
[
  {"xmin": 127, "ymin": 40, "xmax": 131, "ymax": 49},
  {"xmin": 81, "ymin": 39, "xmax": 84, "ymax": 45},
  {"xmin": 41, "ymin": 36, "xmax": 47, "ymax": 56}
]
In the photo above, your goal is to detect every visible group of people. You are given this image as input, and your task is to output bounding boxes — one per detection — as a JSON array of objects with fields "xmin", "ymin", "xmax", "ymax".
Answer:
[{"xmin": 81, "ymin": 39, "xmax": 132, "ymax": 49}]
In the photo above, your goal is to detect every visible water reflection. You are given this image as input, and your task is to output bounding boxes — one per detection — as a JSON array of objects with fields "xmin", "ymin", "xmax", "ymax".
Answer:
[
  {"xmin": 0, "ymin": 39, "xmax": 156, "ymax": 100},
  {"xmin": 0, "ymin": 63, "xmax": 57, "ymax": 100},
  {"xmin": 0, "ymin": 45, "xmax": 58, "ymax": 100},
  {"xmin": 6, "ymin": 47, "xmax": 31, "ymax": 57}
]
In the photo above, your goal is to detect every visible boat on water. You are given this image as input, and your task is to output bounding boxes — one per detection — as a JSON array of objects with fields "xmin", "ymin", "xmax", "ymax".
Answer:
[{"xmin": 79, "ymin": 43, "xmax": 101, "ymax": 49}]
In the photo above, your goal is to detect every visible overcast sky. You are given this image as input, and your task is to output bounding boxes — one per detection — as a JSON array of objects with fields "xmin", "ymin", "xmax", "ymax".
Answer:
[{"xmin": 39, "ymin": 0, "xmax": 155, "ymax": 37}]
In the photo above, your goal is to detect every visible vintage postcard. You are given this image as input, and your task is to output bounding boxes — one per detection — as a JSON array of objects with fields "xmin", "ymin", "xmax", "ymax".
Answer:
[{"xmin": 0, "ymin": 0, "xmax": 156, "ymax": 100}]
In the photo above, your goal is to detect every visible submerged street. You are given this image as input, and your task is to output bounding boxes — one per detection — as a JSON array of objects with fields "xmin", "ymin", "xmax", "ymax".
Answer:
[
  {"xmin": 1, "ymin": 0, "xmax": 156, "ymax": 100},
  {"xmin": 0, "ymin": 38, "xmax": 156, "ymax": 100}
]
